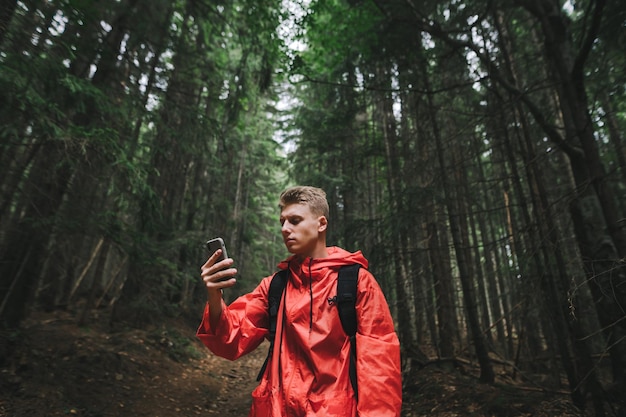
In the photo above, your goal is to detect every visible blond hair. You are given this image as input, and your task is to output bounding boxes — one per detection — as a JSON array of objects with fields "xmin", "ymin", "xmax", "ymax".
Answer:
[{"xmin": 279, "ymin": 186, "xmax": 329, "ymax": 218}]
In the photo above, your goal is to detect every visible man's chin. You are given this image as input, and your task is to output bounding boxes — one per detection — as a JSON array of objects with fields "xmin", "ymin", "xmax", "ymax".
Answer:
[{"xmin": 285, "ymin": 245, "xmax": 305, "ymax": 257}]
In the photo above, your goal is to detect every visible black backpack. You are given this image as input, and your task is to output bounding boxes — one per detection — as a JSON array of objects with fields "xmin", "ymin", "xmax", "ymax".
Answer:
[{"xmin": 256, "ymin": 264, "xmax": 361, "ymax": 397}]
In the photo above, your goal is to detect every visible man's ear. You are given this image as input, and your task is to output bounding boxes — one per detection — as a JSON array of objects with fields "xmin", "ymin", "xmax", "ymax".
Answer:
[{"xmin": 318, "ymin": 216, "xmax": 328, "ymax": 232}]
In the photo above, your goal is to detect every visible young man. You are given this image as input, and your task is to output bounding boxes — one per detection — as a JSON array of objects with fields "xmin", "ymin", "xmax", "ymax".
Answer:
[{"xmin": 197, "ymin": 186, "xmax": 402, "ymax": 416}]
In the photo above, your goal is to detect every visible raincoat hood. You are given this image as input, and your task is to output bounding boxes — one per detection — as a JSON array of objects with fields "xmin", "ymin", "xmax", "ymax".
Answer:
[{"xmin": 277, "ymin": 246, "xmax": 369, "ymax": 287}]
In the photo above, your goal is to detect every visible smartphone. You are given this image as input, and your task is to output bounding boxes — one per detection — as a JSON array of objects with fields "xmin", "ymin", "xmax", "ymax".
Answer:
[{"xmin": 206, "ymin": 237, "xmax": 228, "ymax": 261}]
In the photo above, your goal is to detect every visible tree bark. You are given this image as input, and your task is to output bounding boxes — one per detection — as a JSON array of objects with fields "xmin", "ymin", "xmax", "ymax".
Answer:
[{"xmin": 0, "ymin": 0, "xmax": 17, "ymax": 45}]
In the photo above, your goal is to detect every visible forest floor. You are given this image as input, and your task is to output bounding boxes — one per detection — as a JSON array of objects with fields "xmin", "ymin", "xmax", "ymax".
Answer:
[{"xmin": 0, "ymin": 309, "xmax": 589, "ymax": 417}]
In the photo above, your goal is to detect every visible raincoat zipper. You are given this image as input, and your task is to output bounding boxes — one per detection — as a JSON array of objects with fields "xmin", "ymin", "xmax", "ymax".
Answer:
[{"xmin": 308, "ymin": 258, "xmax": 313, "ymax": 331}]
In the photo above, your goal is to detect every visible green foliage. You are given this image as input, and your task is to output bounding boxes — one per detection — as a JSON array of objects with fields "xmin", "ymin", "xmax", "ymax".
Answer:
[
  {"xmin": 295, "ymin": 0, "xmax": 383, "ymax": 78},
  {"xmin": 0, "ymin": 0, "xmax": 292, "ymax": 329}
]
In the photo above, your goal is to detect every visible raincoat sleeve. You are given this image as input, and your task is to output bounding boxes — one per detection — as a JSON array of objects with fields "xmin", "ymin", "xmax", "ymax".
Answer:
[
  {"xmin": 355, "ymin": 269, "xmax": 402, "ymax": 417},
  {"xmin": 196, "ymin": 277, "xmax": 272, "ymax": 361}
]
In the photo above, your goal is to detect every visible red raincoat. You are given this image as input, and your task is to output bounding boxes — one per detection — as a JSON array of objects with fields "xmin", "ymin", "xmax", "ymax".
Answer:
[{"xmin": 197, "ymin": 247, "xmax": 402, "ymax": 416}]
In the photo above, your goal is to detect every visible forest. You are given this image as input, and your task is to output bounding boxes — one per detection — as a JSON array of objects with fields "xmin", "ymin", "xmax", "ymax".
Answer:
[{"xmin": 0, "ymin": 0, "xmax": 625, "ymax": 416}]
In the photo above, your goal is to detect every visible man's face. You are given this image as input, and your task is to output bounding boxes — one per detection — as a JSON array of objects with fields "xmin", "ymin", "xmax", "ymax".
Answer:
[{"xmin": 279, "ymin": 203, "xmax": 327, "ymax": 257}]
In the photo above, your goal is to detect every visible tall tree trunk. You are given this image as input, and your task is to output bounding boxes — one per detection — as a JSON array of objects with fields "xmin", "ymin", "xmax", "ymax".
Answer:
[
  {"xmin": 449, "ymin": 143, "xmax": 495, "ymax": 383},
  {"xmin": 516, "ymin": 96, "xmax": 605, "ymax": 411},
  {"xmin": 599, "ymin": 92, "xmax": 626, "ymax": 208},
  {"xmin": 0, "ymin": 144, "xmax": 73, "ymax": 328},
  {"xmin": 0, "ymin": 0, "xmax": 17, "ymax": 45},
  {"xmin": 467, "ymin": 191, "xmax": 493, "ymax": 347},
  {"xmin": 523, "ymin": 0, "xmax": 626, "ymax": 396},
  {"xmin": 425, "ymin": 88, "xmax": 495, "ymax": 382},
  {"xmin": 376, "ymin": 63, "xmax": 416, "ymax": 348},
  {"xmin": 427, "ymin": 217, "xmax": 458, "ymax": 358}
]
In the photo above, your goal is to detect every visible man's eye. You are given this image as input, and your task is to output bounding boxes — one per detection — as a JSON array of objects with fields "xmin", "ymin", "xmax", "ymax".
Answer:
[{"xmin": 281, "ymin": 217, "xmax": 302, "ymax": 226}]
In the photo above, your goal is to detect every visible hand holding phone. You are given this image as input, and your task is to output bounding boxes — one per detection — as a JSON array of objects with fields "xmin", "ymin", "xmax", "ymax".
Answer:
[
  {"xmin": 202, "ymin": 237, "xmax": 236, "ymax": 326},
  {"xmin": 204, "ymin": 237, "xmax": 236, "ymax": 283}
]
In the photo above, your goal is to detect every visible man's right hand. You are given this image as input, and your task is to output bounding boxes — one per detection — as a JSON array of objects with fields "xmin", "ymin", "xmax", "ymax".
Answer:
[
  {"xmin": 201, "ymin": 249, "xmax": 237, "ymax": 328},
  {"xmin": 201, "ymin": 249, "xmax": 237, "ymax": 293}
]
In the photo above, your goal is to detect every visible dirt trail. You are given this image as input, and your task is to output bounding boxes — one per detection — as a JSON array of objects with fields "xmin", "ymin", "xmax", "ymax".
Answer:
[
  {"xmin": 201, "ymin": 341, "xmax": 268, "ymax": 416},
  {"xmin": 0, "ymin": 311, "xmax": 267, "ymax": 417},
  {"xmin": 1, "ymin": 310, "xmax": 587, "ymax": 417}
]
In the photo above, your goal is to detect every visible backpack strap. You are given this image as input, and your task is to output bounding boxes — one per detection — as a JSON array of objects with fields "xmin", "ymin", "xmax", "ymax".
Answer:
[
  {"xmin": 256, "ymin": 269, "xmax": 289, "ymax": 381},
  {"xmin": 336, "ymin": 264, "xmax": 360, "ymax": 398}
]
